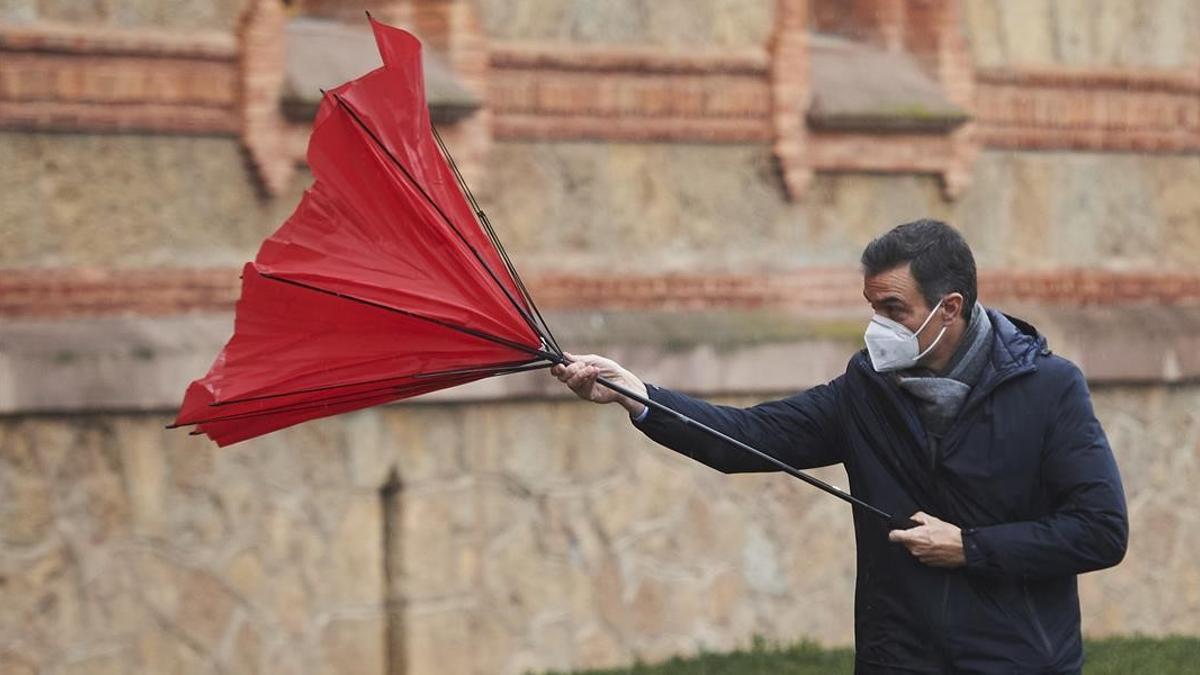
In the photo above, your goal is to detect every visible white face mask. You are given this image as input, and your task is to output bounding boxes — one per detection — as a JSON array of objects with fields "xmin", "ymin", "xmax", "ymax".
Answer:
[{"xmin": 864, "ymin": 298, "xmax": 947, "ymax": 372}]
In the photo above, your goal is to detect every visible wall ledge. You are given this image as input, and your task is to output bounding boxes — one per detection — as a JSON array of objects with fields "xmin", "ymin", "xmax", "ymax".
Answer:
[{"xmin": 2, "ymin": 306, "xmax": 1197, "ymax": 416}]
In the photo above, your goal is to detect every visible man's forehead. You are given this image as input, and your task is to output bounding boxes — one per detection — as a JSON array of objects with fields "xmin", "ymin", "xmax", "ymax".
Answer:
[{"xmin": 863, "ymin": 264, "xmax": 918, "ymax": 301}]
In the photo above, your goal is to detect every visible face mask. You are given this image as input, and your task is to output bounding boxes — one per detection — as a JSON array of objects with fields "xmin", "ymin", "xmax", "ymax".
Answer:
[{"xmin": 864, "ymin": 298, "xmax": 947, "ymax": 372}]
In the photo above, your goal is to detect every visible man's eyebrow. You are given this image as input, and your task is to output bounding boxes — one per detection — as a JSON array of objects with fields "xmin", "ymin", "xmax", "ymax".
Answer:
[{"xmin": 874, "ymin": 295, "xmax": 905, "ymax": 307}]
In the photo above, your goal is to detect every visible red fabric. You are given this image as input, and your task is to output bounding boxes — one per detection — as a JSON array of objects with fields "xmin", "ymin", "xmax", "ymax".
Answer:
[{"xmin": 175, "ymin": 20, "xmax": 544, "ymax": 446}]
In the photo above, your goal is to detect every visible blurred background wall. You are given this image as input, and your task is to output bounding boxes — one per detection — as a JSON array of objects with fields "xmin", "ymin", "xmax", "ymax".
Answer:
[{"xmin": 2, "ymin": 1, "xmax": 1199, "ymax": 673}]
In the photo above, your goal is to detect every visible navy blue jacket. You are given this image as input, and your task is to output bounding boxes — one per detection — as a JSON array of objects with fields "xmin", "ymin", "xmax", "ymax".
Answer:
[{"xmin": 634, "ymin": 310, "xmax": 1127, "ymax": 674}]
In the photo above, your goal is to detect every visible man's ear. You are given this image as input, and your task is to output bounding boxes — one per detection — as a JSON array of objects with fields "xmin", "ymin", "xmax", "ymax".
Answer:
[{"xmin": 942, "ymin": 293, "xmax": 964, "ymax": 323}]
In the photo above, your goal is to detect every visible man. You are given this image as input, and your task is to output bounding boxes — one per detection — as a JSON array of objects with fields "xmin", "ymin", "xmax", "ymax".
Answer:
[{"xmin": 551, "ymin": 220, "xmax": 1127, "ymax": 674}]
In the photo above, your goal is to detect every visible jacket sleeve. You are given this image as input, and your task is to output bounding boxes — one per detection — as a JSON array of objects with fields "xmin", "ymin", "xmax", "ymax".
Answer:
[
  {"xmin": 632, "ymin": 378, "xmax": 845, "ymax": 473},
  {"xmin": 963, "ymin": 363, "xmax": 1128, "ymax": 579}
]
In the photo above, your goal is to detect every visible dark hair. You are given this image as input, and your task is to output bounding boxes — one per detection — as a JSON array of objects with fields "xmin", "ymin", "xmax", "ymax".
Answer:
[{"xmin": 860, "ymin": 219, "xmax": 977, "ymax": 318}]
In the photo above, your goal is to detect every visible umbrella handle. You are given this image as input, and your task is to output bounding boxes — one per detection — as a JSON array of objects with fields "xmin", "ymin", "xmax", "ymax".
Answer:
[{"xmin": 889, "ymin": 516, "xmax": 922, "ymax": 530}]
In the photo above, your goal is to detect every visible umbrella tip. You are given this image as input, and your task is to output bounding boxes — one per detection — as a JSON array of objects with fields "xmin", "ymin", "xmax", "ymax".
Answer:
[{"xmin": 364, "ymin": 9, "xmax": 372, "ymax": 19}]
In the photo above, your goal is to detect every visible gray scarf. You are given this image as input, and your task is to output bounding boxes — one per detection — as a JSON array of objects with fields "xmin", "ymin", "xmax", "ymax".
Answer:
[{"xmin": 895, "ymin": 304, "xmax": 992, "ymax": 439}]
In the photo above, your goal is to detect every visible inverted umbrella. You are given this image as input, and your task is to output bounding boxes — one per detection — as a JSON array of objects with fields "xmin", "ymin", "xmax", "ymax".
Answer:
[{"xmin": 172, "ymin": 16, "xmax": 915, "ymax": 530}]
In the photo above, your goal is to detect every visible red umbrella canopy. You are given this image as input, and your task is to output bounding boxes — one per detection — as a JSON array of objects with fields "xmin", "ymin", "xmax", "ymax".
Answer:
[{"xmin": 174, "ymin": 18, "xmax": 554, "ymax": 446}]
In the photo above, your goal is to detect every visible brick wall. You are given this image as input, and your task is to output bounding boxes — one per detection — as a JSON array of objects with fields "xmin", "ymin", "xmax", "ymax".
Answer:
[
  {"xmin": 5, "ymin": 267, "xmax": 1200, "ymax": 319},
  {"xmin": 489, "ymin": 45, "xmax": 772, "ymax": 143},
  {"xmin": 0, "ymin": 23, "xmax": 240, "ymax": 134},
  {"xmin": 4, "ymin": 0, "xmax": 1199, "ymax": 200},
  {"xmin": 975, "ymin": 67, "xmax": 1200, "ymax": 152}
]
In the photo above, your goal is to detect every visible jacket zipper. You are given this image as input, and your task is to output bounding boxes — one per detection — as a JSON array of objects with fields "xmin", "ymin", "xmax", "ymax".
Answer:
[
  {"xmin": 1022, "ymin": 582, "xmax": 1054, "ymax": 655},
  {"xmin": 939, "ymin": 573, "xmax": 952, "ymax": 664}
]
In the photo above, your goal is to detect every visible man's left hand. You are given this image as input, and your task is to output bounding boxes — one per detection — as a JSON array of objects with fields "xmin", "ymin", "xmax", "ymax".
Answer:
[{"xmin": 888, "ymin": 511, "xmax": 965, "ymax": 568}]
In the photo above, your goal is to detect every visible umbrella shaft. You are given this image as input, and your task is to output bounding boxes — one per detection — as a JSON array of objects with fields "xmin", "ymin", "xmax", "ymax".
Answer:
[{"xmin": 587, "ymin": 373, "xmax": 911, "ymax": 530}]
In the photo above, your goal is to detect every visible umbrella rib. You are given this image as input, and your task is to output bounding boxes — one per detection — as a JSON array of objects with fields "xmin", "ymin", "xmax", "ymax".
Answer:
[
  {"xmin": 431, "ymin": 124, "xmax": 562, "ymax": 355},
  {"xmin": 330, "ymin": 93, "xmax": 548, "ymax": 346},
  {"xmin": 178, "ymin": 377, "xmax": 476, "ymax": 427},
  {"xmin": 177, "ymin": 361, "xmax": 554, "ymax": 428},
  {"xmin": 259, "ymin": 271, "xmax": 554, "ymax": 360},
  {"xmin": 408, "ymin": 360, "xmax": 552, "ymax": 379},
  {"xmin": 194, "ymin": 357, "xmax": 549, "ymax": 410}
]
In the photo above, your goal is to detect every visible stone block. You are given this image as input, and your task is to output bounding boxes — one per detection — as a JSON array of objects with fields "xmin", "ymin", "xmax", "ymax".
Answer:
[
  {"xmin": 0, "ymin": 651, "xmax": 37, "ymax": 675},
  {"xmin": 704, "ymin": 568, "xmax": 745, "ymax": 627},
  {"xmin": 588, "ymin": 450, "xmax": 693, "ymax": 544},
  {"xmin": 524, "ymin": 614, "xmax": 573, "ymax": 672},
  {"xmin": 224, "ymin": 548, "xmax": 264, "ymax": 600},
  {"xmin": 474, "ymin": 476, "xmax": 534, "ymax": 538},
  {"xmin": 137, "ymin": 627, "xmax": 209, "ymax": 675},
  {"xmin": 573, "ymin": 623, "xmax": 628, "ymax": 671},
  {"xmin": 381, "ymin": 406, "xmax": 469, "ymax": 484},
  {"xmin": 265, "ymin": 566, "xmax": 311, "ymax": 635},
  {"xmin": 5, "ymin": 540, "xmax": 86, "ymax": 645},
  {"xmin": 628, "ymin": 576, "xmax": 668, "ymax": 638},
  {"xmin": 345, "ymin": 410, "xmax": 394, "ymax": 488},
  {"xmin": 229, "ymin": 620, "xmax": 263, "ymax": 674},
  {"xmin": 61, "ymin": 650, "xmax": 132, "ymax": 675},
  {"xmin": 482, "ymin": 402, "xmax": 574, "ymax": 487},
  {"xmin": 559, "ymin": 408, "xmax": 625, "ymax": 483},
  {"xmin": 326, "ymin": 493, "xmax": 385, "ymax": 606},
  {"xmin": 232, "ymin": 420, "xmax": 350, "ymax": 490},
  {"xmin": 320, "ymin": 614, "xmax": 387, "ymax": 675},
  {"xmin": 0, "ymin": 468, "xmax": 53, "ymax": 546},
  {"xmin": 401, "ymin": 530, "xmax": 479, "ymax": 600},
  {"xmin": 404, "ymin": 606, "xmax": 476, "ymax": 675},
  {"xmin": 258, "ymin": 499, "xmax": 328, "ymax": 583},
  {"xmin": 590, "ymin": 557, "xmax": 629, "ymax": 630},
  {"xmin": 165, "ymin": 483, "xmax": 231, "ymax": 556},
  {"xmin": 175, "ymin": 569, "xmax": 240, "ymax": 653},
  {"xmin": 166, "ymin": 433, "xmax": 217, "ymax": 490},
  {"xmin": 131, "ymin": 551, "xmax": 239, "ymax": 653},
  {"xmin": 76, "ymin": 551, "xmax": 149, "ymax": 641},
  {"xmin": 115, "ymin": 418, "xmax": 168, "ymax": 538}
]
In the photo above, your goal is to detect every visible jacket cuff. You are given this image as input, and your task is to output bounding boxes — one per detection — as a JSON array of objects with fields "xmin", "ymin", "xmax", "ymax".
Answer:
[
  {"xmin": 962, "ymin": 527, "xmax": 996, "ymax": 575},
  {"xmin": 630, "ymin": 384, "xmax": 657, "ymax": 425}
]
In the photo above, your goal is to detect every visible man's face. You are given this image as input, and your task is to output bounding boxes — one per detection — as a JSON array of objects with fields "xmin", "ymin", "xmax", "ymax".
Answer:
[{"xmin": 863, "ymin": 264, "xmax": 941, "ymax": 352}]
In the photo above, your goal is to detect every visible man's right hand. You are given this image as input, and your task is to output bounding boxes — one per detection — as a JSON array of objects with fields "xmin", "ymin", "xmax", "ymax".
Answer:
[{"xmin": 550, "ymin": 352, "xmax": 648, "ymax": 418}]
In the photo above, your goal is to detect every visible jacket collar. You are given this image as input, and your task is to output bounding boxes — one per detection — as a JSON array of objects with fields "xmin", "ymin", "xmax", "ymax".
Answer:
[{"xmin": 984, "ymin": 309, "xmax": 1046, "ymax": 380}]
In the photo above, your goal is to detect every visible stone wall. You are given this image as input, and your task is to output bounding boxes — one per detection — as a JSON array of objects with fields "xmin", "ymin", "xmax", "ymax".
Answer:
[
  {"xmin": 6, "ymin": 134, "xmax": 1199, "ymax": 273},
  {"xmin": 476, "ymin": 0, "xmax": 1200, "ymax": 65},
  {"xmin": 0, "ymin": 0, "xmax": 248, "ymax": 31},
  {"xmin": 0, "ymin": 133, "xmax": 308, "ymax": 268},
  {"xmin": 2, "ymin": 374, "xmax": 1197, "ymax": 674},
  {"xmin": 963, "ymin": 0, "xmax": 1200, "ymax": 69},
  {"xmin": 476, "ymin": 0, "xmax": 774, "ymax": 47},
  {"xmin": 480, "ymin": 143, "xmax": 1200, "ymax": 274}
]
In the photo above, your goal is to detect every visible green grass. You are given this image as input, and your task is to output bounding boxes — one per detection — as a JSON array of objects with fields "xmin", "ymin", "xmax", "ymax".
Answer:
[
  {"xmin": 540, "ymin": 635, "xmax": 1200, "ymax": 674},
  {"xmin": 1084, "ymin": 636, "xmax": 1200, "ymax": 673}
]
